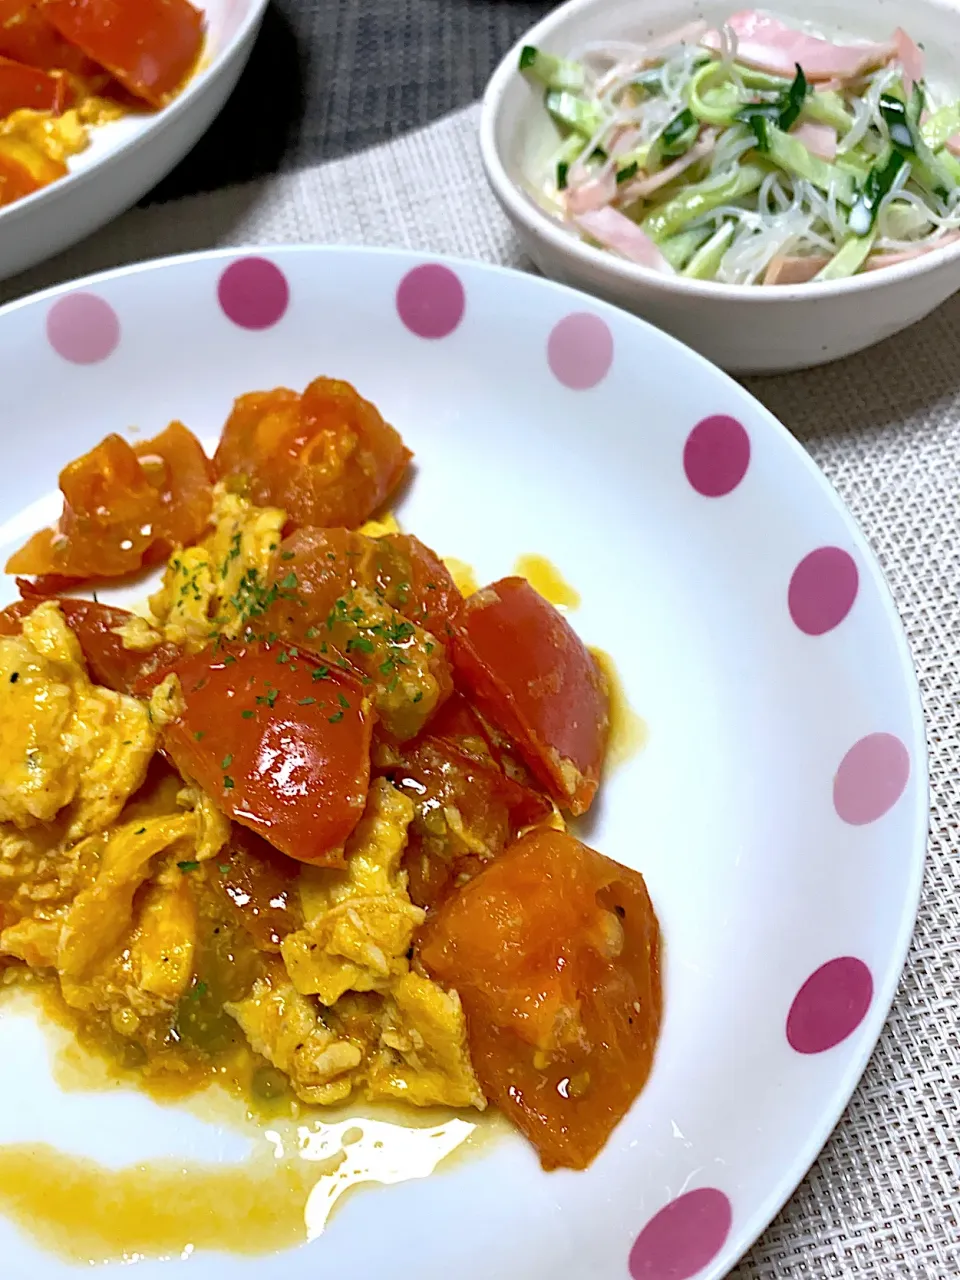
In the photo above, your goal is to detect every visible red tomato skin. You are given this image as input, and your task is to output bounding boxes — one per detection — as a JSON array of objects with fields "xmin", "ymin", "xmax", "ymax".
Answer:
[
  {"xmin": 451, "ymin": 577, "xmax": 609, "ymax": 815},
  {"xmin": 0, "ymin": 595, "xmax": 180, "ymax": 693},
  {"xmin": 378, "ymin": 692, "xmax": 552, "ymax": 909},
  {"xmin": 39, "ymin": 0, "xmax": 204, "ymax": 107},
  {"xmin": 0, "ymin": 56, "xmax": 72, "ymax": 116},
  {"xmin": 418, "ymin": 828, "xmax": 662, "ymax": 1171},
  {"xmin": 370, "ymin": 533, "xmax": 464, "ymax": 641},
  {"xmin": 162, "ymin": 641, "xmax": 374, "ymax": 866},
  {"xmin": 0, "ymin": 1, "xmax": 101, "ymax": 75}
]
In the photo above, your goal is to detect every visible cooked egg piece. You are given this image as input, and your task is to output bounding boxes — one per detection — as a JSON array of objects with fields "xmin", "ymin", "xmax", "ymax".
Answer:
[
  {"xmin": 149, "ymin": 486, "xmax": 286, "ymax": 647},
  {"xmin": 0, "ymin": 602, "xmax": 155, "ymax": 835}
]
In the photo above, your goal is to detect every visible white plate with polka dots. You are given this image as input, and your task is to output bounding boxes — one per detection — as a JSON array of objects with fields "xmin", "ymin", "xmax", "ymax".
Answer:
[{"xmin": 0, "ymin": 247, "xmax": 926, "ymax": 1280}]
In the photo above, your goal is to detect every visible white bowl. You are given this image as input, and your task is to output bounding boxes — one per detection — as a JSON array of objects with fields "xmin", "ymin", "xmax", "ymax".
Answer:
[
  {"xmin": 0, "ymin": 0, "xmax": 268, "ymax": 282},
  {"xmin": 480, "ymin": 0, "xmax": 960, "ymax": 373}
]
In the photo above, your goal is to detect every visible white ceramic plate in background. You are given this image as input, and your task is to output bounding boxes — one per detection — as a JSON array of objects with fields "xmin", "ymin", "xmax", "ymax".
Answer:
[
  {"xmin": 0, "ymin": 0, "xmax": 268, "ymax": 283},
  {"xmin": 0, "ymin": 247, "xmax": 927, "ymax": 1279},
  {"xmin": 481, "ymin": 0, "xmax": 960, "ymax": 373}
]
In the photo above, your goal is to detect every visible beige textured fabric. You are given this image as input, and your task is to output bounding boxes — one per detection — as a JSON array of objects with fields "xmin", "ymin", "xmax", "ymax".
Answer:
[{"xmin": 3, "ymin": 105, "xmax": 959, "ymax": 1277}]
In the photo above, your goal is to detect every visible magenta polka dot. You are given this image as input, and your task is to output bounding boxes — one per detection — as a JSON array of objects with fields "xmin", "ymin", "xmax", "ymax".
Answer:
[
  {"xmin": 833, "ymin": 733, "xmax": 910, "ymax": 825},
  {"xmin": 787, "ymin": 957, "xmax": 873, "ymax": 1054},
  {"xmin": 217, "ymin": 257, "xmax": 289, "ymax": 330},
  {"xmin": 46, "ymin": 293, "xmax": 119, "ymax": 364},
  {"xmin": 789, "ymin": 547, "xmax": 859, "ymax": 635},
  {"xmin": 629, "ymin": 1188, "xmax": 732, "ymax": 1280},
  {"xmin": 683, "ymin": 415, "xmax": 750, "ymax": 497},
  {"xmin": 546, "ymin": 312, "xmax": 614, "ymax": 389},
  {"xmin": 396, "ymin": 264, "xmax": 465, "ymax": 338}
]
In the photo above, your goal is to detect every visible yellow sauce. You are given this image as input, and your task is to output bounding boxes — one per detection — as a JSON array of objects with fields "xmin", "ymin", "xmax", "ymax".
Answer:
[
  {"xmin": 513, "ymin": 554, "xmax": 581, "ymax": 611},
  {"xmin": 0, "ymin": 1114, "xmax": 487, "ymax": 1264},
  {"xmin": 0, "ymin": 985, "xmax": 505, "ymax": 1264},
  {"xmin": 591, "ymin": 648, "xmax": 648, "ymax": 769}
]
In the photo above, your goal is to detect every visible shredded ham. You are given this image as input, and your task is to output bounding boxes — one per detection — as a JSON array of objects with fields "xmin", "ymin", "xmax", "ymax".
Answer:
[
  {"xmin": 947, "ymin": 133, "xmax": 960, "ymax": 158},
  {"xmin": 863, "ymin": 233, "xmax": 960, "ymax": 269},
  {"xmin": 620, "ymin": 130, "xmax": 717, "ymax": 200},
  {"xmin": 763, "ymin": 254, "xmax": 829, "ymax": 285},
  {"xmin": 764, "ymin": 234, "xmax": 960, "ymax": 284},
  {"xmin": 701, "ymin": 11, "xmax": 896, "ymax": 82},
  {"xmin": 790, "ymin": 120, "xmax": 837, "ymax": 161},
  {"xmin": 893, "ymin": 27, "xmax": 924, "ymax": 97},
  {"xmin": 564, "ymin": 170, "xmax": 618, "ymax": 215},
  {"xmin": 574, "ymin": 207, "xmax": 675, "ymax": 271}
]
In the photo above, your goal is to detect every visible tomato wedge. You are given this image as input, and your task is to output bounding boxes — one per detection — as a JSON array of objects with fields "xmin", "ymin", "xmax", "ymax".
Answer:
[
  {"xmin": 38, "ymin": 0, "xmax": 204, "ymax": 107},
  {"xmin": 0, "ymin": 55, "xmax": 71, "ymax": 117},
  {"xmin": 378, "ymin": 693, "xmax": 552, "ymax": 908},
  {"xmin": 418, "ymin": 829, "xmax": 662, "ymax": 1170},
  {"xmin": 263, "ymin": 526, "xmax": 453, "ymax": 742},
  {"xmin": 0, "ymin": 1, "xmax": 102, "ymax": 75},
  {"xmin": 162, "ymin": 640, "xmax": 374, "ymax": 866},
  {"xmin": 213, "ymin": 378, "xmax": 412, "ymax": 531},
  {"xmin": 451, "ymin": 577, "xmax": 609, "ymax": 815},
  {"xmin": 7, "ymin": 422, "xmax": 212, "ymax": 584},
  {"xmin": 0, "ymin": 595, "xmax": 180, "ymax": 693},
  {"xmin": 369, "ymin": 533, "xmax": 463, "ymax": 641}
]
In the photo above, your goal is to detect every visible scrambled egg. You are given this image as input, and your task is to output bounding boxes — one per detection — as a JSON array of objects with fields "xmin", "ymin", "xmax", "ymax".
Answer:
[
  {"xmin": 283, "ymin": 780, "xmax": 425, "ymax": 1003},
  {"xmin": 149, "ymin": 485, "xmax": 285, "ymax": 647},
  {"xmin": 0, "ymin": 504, "xmax": 486, "ymax": 1116},
  {"xmin": 275, "ymin": 780, "xmax": 483, "ymax": 1110},
  {"xmin": 225, "ymin": 965, "xmax": 363, "ymax": 1107},
  {"xmin": 0, "ymin": 602, "xmax": 155, "ymax": 839},
  {"xmin": 0, "ymin": 97, "xmax": 125, "ymax": 191}
]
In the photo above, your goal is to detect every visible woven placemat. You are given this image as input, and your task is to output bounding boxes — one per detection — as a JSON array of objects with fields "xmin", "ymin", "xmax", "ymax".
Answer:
[{"xmin": 3, "ymin": 105, "xmax": 958, "ymax": 1278}]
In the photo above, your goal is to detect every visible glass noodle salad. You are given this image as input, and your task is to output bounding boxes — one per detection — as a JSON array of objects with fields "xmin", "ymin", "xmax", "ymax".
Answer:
[{"xmin": 520, "ymin": 10, "xmax": 960, "ymax": 284}]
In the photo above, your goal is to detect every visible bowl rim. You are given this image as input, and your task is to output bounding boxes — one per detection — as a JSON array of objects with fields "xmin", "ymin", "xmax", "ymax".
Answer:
[
  {"xmin": 479, "ymin": 0, "xmax": 960, "ymax": 303},
  {"xmin": 0, "ymin": 0, "xmax": 271, "ymax": 228}
]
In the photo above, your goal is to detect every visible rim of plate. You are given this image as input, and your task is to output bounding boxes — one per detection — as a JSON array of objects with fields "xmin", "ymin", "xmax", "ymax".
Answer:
[
  {"xmin": 0, "ymin": 0, "xmax": 270, "ymax": 226},
  {"xmin": 0, "ymin": 244, "xmax": 930, "ymax": 1276}
]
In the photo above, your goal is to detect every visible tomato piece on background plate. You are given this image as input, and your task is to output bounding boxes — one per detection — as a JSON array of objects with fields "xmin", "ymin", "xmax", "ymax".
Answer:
[
  {"xmin": 213, "ymin": 378, "xmax": 412, "ymax": 531},
  {"xmin": 451, "ymin": 577, "xmax": 609, "ymax": 815},
  {"xmin": 6, "ymin": 422, "xmax": 212, "ymax": 584},
  {"xmin": 418, "ymin": 828, "xmax": 661, "ymax": 1171},
  {"xmin": 162, "ymin": 640, "xmax": 373, "ymax": 866},
  {"xmin": 0, "ymin": 55, "xmax": 72, "ymax": 117},
  {"xmin": 0, "ymin": 595, "xmax": 180, "ymax": 692},
  {"xmin": 38, "ymin": 0, "xmax": 204, "ymax": 108},
  {"xmin": 0, "ymin": 1, "xmax": 102, "ymax": 75}
]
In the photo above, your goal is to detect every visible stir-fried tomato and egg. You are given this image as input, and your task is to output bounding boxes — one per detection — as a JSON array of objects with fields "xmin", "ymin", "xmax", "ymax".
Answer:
[
  {"xmin": 0, "ymin": 0, "xmax": 204, "ymax": 209},
  {"xmin": 0, "ymin": 375, "xmax": 662, "ymax": 1172}
]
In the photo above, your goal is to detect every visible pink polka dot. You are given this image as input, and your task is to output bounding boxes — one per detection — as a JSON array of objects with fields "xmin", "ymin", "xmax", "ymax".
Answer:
[
  {"xmin": 396, "ymin": 264, "xmax": 464, "ymax": 338},
  {"xmin": 683, "ymin": 415, "xmax": 750, "ymax": 497},
  {"xmin": 46, "ymin": 293, "xmax": 119, "ymax": 364},
  {"xmin": 546, "ymin": 312, "xmax": 613, "ymax": 389},
  {"xmin": 218, "ymin": 257, "xmax": 289, "ymax": 330},
  {"xmin": 833, "ymin": 733, "xmax": 910, "ymax": 825},
  {"xmin": 629, "ymin": 1188, "xmax": 732, "ymax": 1280},
  {"xmin": 787, "ymin": 957, "xmax": 873, "ymax": 1054},
  {"xmin": 788, "ymin": 547, "xmax": 859, "ymax": 635}
]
